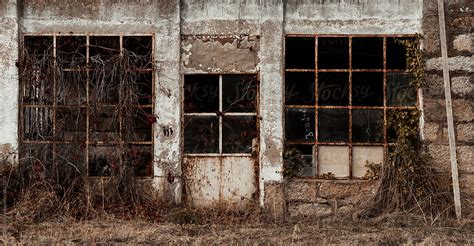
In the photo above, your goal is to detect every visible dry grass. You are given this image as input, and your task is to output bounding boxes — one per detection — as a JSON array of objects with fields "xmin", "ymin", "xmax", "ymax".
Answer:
[{"xmin": 2, "ymin": 214, "xmax": 473, "ymax": 245}]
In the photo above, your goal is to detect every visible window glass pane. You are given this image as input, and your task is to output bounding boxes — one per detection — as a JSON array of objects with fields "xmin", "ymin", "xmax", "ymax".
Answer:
[
  {"xmin": 22, "ymin": 107, "xmax": 53, "ymax": 141},
  {"xmin": 387, "ymin": 37, "xmax": 413, "ymax": 69},
  {"xmin": 184, "ymin": 116, "xmax": 219, "ymax": 153},
  {"xmin": 286, "ymin": 145, "xmax": 314, "ymax": 177},
  {"xmin": 285, "ymin": 72, "xmax": 315, "ymax": 105},
  {"xmin": 56, "ymin": 107, "xmax": 86, "ymax": 142},
  {"xmin": 89, "ymin": 68, "xmax": 120, "ymax": 104},
  {"xmin": 184, "ymin": 75, "xmax": 219, "ymax": 113},
  {"xmin": 123, "ymin": 107, "xmax": 153, "ymax": 142},
  {"xmin": 222, "ymin": 116, "xmax": 257, "ymax": 153},
  {"xmin": 89, "ymin": 107, "xmax": 119, "ymax": 142},
  {"xmin": 387, "ymin": 73, "xmax": 416, "ymax": 106},
  {"xmin": 24, "ymin": 36, "xmax": 53, "ymax": 65},
  {"xmin": 317, "ymin": 145, "xmax": 349, "ymax": 177},
  {"xmin": 222, "ymin": 74, "xmax": 257, "ymax": 112},
  {"xmin": 126, "ymin": 145, "xmax": 152, "ymax": 176},
  {"xmin": 88, "ymin": 145, "xmax": 120, "ymax": 176},
  {"xmin": 19, "ymin": 143, "xmax": 53, "ymax": 170},
  {"xmin": 318, "ymin": 108, "xmax": 349, "ymax": 142},
  {"xmin": 352, "ymin": 146, "xmax": 383, "ymax": 178},
  {"xmin": 285, "ymin": 37, "xmax": 315, "ymax": 69},
  {"xmin": 128, "ymin": 72, "xmax": 153, "ymax": 105},
  {"xmin": 352, "ymin": 72, "xmax": 383, "ymax": 106},
  {"xmin": 318, "ymin": 37, "xmax": 349, "ymax": 69},
  {"xmin": 352, "ymin": 109, "xmax": 384, "ymax": 143},
  {"xmin": 352, "ymin": 37, "xmax": 383, "ymax": 69},
  {"xmin": 318, "ymin": 72, "xmax": 349, "ymax": 106},
  {"xmin": 57, "ymin": 36, "xmax": 86, "ymax": 68},
  {"xmin": 55, "ymin": 144, "xmax": 87, "ymax": 176},
  {"xmin": 123, "ymin": 36, "xmax": 153, "ymax": 68},
  {"xmin": 285, "ymin": 108, "xmax": 315, "ymax": 142},
  {"xmin": 89, "ymin": 36, "xmax": 120, "ymax": 64},
  {"xmin": 57, "ymin": 71, "xmax": 87, "ymax": 105}
]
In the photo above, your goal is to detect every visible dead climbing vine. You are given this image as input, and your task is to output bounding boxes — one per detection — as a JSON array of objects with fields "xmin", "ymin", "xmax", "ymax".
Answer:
[
  {"xmin": 357, "ymin": 36, "xmax": 453, "ymax": 219},
  {"xmin": 2, "ymin": 36, "xmax": 159, "ymax": 222}
]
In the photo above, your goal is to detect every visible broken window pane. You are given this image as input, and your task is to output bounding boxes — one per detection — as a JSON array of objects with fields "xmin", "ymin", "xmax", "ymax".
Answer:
[
  {"xmin": 318, "ymin": 72, "xmax": 349, "ymax": 106},
  {"xmin": 285, "ymin": 72, "xmax": 315, "ymax": 105},
  {"xmin": 89, "ymin": 107, "xmax": 119, "ymax": 142},
  {"xmin": 22, "ymin": 107, "xmax": 53, "ymax": 141},
  {"xmin": 54, "ymin": 144, "xmax": 86, "ymax": 179},
  {"xmin": 352, "ymin": 37, "xmax": 383, "ymax": 69},
  {"xmin": 352, "ymin": 109, "xmax": 384, "ymax": 143},
  {"xmin": 184, "ymin": 75, "xmax": 219, "ymax": 113},
  {"xmin": 19, "ymin": 143, "xmax": 53, "ymax": 171},
  {"xmin": 387, "ymin": 73, "xmax": 417, "ymax": 106},
  {"xmin": 88, "ymin": 145, "xmax": 121, "ymax": 176},
  {"xmin": 123, "ymin": 36, "xmax": 153, "ymax": 68},
  {"xmin": 57, "ymin": 71, "xmax": 87, "ymax": 105},
  {"xmin": 57, "ymin": 36, "xmax": 87, "ymax": 68},
  {"xmin": 126, "ymin": 145, "xmax": 152, "ymax": 176},
  {"xmin": 222, "ymin": 74, "xmax": 257, "ymax": 112},
  {"xmin": 285, "ymin": 37, "xmax": 315, "ymax": 69},
  {"xmin": 22, "ymin": 68, "xmax": 53, "ymax": 105},
  {"xmin": 286, "ymin": 145, "xmax": 314, "ymax": 177},
  {"xmin": 184, "ymin": 116, "xmax": 219, "ymax": 153},
  {"xmin": 285, "ymin": 108, "xmax": 315, "ymax": 142},
  {"xmin": 127, "ymin": 72, "xmax": 153, "ymax": 105},
  {"xmin": 56, "ymin": 107, "xmax": 86, "ymax": 142},
  {"xmin": 222, "ymin": 116, "xmax": 257, "ymax": 153},
  {"xmin": 317, "ymin": 145, "xmax": 350, "ymax": 178},
  {"xmin": 387, "ymin": 37, "xmax": 413, "ymax": 69},
  {"xmin": 318, "ymin": 37, "xmax": 349, "ymax": 69},
  {"xmin": 89, "ymin": 36, "xmax": 120, "ymax": 65},
  {"xmin": 352, "ymin": 72, "xmax": 383, "ymax": 106},
  {"xmin": 318, "ymin": 108, "xmax": 349, "ymax": 142}
]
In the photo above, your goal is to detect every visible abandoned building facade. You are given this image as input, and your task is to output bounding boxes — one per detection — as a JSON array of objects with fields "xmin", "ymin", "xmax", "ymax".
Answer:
[{"xmin": 0, "ymin": 0, "xmax": 472, "ymax": 216}]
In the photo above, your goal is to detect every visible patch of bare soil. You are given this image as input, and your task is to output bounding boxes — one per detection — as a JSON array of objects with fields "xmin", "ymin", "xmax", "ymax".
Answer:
[{"xmin": 2, "ymin": 215, "xmax": 472, "ymax": 245}]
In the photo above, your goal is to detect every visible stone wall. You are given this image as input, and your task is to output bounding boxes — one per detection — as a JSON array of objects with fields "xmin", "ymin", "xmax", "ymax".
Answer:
[{"xmin": 422, "ymin": 0, "xmax": 474, "ymax": 215}]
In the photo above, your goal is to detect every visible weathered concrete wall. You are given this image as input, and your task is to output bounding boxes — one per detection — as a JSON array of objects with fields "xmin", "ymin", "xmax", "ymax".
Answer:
[
  {"xmin": 0, "ymin": 0, "xmax": 19, "ymax": 161},
  {"xmin": 422, "ymin": 0, "xmax": 474, "ymax": 215}
]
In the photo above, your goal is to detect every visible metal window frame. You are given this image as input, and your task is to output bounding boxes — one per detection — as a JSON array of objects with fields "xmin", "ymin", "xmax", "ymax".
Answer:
[
  {"xmin": 183, "ymin": 73, "xmax": 259, "ymax": 157},
  {"xmin": 284, "ymin": 34, "xmax": 419, "ymax": 179},
  {"xmin": 19, "ymin": 33, "xmax": 156, "ymax": 178}
]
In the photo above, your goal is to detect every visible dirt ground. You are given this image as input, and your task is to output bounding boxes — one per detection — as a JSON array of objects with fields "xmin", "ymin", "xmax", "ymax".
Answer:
[{"xmin": 2, "ymin": 214, "xmax": 473, "ymax": 245}]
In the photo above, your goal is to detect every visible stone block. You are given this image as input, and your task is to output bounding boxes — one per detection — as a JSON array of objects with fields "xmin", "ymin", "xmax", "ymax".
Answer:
[
  {"xmin": 264, "ymin": 181, "xmax": 286, "ymax": 218},
  {"xmin": 424, "ymin": 74, "xmax": 444, "ymax": 98},
  {"xmin": 318, "ymin": 181, "xmax": 361, "ymax": 200},
  {"xmin": 423, "ymin": 122, "xmax": 446, "ymax": 143},
  {"xmin": 451, "ymin": 76, "xmax": 473, "ymax": 97},
  {"xmin": 424, "ymin": 99, "xmax": 473, "ymax": 122},
  {"xmin": 450, "ymin": 16, "xmax": 474, "ymax": 30},
  {"xmin": 426, "ymin": 56, "xmax": 474, "ymax": 72},
  {"xmin": 288, "ymin": 203, "xmax": 332, "ymax": 217},
  {"xmin": 453, "ymin": 34, "xmax": 473, "ymax": 53},
  {"xmin": 457, "ymin": 123, "xmax": 474, "ymax": 143},
  {"xmin": 287, "ymin": 179, "xmax": 319, "ymax": 202},
  {"xmin": 427, "ymin": 144, "xmax": 474, "ymax": 173}
]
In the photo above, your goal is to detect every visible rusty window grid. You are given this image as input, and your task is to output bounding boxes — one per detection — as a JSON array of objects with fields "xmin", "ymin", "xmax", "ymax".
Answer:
[
  {"xmin": 19, "ymin": 34, "xmax": 155, "ymax": 178},
  {"xmin": 183, "ymin": 74, "xmax": 259, "ymax": 156},
  {"xmin": 284, "ymin": 35, "xmax": 418, "ymax": 179}
]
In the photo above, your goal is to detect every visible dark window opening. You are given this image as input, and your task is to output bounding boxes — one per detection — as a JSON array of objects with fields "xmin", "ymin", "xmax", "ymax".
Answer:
[
  {"xmin": 183, "ymin": 74, "xmax": 258, "ymax": 154},
  {"xmin": 284, "ymin": 35, "xmax": 417, "ymax": 179},
  {"xmin": 19, "ymin": 35, "xmax": 154, "ymax": 177}
]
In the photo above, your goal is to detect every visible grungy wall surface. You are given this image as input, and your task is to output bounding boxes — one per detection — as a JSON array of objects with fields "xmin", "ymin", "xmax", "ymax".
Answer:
[
  {"xmin": 422, "ymin": 0, "xmax": 474, "ymax": 215},
  {"xmin": 6, "ymin": 0, "xmax": 472, "ymax": 217}
]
